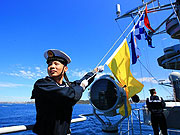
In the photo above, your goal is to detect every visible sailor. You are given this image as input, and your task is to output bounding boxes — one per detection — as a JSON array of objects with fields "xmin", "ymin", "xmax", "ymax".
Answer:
[
  {"xmin": 146, "ymin": 88, "xmax": 168, "ymax": 135},
  {"xmin": 31, "ymin": 49, "xmax": 104, "ymax": 135}
]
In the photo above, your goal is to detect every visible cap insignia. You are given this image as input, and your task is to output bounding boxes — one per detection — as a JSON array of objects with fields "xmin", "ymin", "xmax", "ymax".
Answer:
[{"xmin": 47, "ymin": 50, "xmax": 54, "ymax": 58}]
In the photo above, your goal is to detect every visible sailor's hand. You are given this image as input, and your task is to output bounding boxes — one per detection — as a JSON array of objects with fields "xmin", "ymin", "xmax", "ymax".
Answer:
[
  {"xmin": 97, "ymin": 65, "xmax": 104, "ymax": 72},
  {"xmin": 93, "ymin": 66, "xmax": 104, "ymax": 73},
  {"xmin": 80, "ymin": 79, "xmax": 88, "ymax": 90},
  {"xmin": 93, "ymin": 67, "xmax": 98, "ymax": 73}
]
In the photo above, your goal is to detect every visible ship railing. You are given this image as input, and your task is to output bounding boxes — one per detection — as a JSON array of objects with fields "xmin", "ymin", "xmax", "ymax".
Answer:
[
  {"xmin": 0, "ymin": 108, "xmax": 144, "ymax": 135},
  {"xmin": 0, "ymin": 114, "xmax": 87, "ymax": 134},
  {"xmin": 119, "ymin": 108, "xmax": 144, "ymax": 135}
]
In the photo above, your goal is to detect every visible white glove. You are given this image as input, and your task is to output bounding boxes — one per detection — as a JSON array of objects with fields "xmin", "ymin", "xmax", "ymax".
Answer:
[
  {"xmin": 80, "ymin": 79, "xmax": 88, "ymax": 90},
  {"xmin": 97, "ymin": 65, "xmax": 104, "ymax": 72}
]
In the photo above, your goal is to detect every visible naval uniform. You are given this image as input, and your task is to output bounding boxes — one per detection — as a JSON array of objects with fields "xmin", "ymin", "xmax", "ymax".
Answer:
[
  {"xmin": 146, "ymin": 95, "xmax": 167, "ymax": 135},
  {"xmin": 31, "ymin": 72, "xmax": 95, "ymax": 135}
]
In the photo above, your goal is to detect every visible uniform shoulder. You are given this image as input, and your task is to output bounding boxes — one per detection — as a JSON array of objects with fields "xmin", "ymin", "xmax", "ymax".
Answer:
[
  {"xmin": 155, "ymin": 95, "xmax": 161, "ymax": 99},
  {"xmin": 35, "ymin": 77, "xmax": 53, "ymax": 85}
]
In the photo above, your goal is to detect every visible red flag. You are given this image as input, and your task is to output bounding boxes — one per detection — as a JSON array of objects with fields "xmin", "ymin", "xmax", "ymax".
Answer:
[{"xmin": 144, "ymin": 5, "xmax": 155, "ymax": 33}]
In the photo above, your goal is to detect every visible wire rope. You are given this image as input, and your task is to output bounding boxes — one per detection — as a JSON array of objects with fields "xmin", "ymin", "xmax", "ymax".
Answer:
[
  {"xmin": 115, "ymin": 20, "xmax": 127, "ymax": 41},
  {"xmin": 138, "ymin": 59, "xmax": 159, "ymax": 82},
  {"xmin": 138, "ymin": 59, "xmax": 173, "ymax": 97},
  {"xmin": 94, "ymin": 2, "xmax": 174, "ymax": 99},
  {"xmin": 139, "ymin": 59, "xmax": 146, "ymax": 100},
  {"xmin": 96, "ymin": 8, "xmax": 145, "ymax": 68},
  {"xmin": 169, "ymin": 0, "xmax": 180, "ymax": 24}
]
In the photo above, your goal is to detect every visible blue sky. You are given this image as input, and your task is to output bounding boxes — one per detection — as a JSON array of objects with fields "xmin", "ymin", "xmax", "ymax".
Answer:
[{"xmin": 0, "ymin": 0, "xmax": 178, "ymax": 102}]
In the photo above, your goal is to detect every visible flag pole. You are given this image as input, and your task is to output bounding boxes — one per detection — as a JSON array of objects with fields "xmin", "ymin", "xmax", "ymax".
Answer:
[
  {"xmin": 96, "ymin": 11, "xmax": 141, "ymax": 68},
  {"xmin": 126, "ymin": 7, "xmax": 146, "ymax": 39}
]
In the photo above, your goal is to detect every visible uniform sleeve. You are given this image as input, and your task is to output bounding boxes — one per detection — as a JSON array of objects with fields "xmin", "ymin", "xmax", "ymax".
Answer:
[
  {"xmin": 31, "ymin": 78, "xmax": 84, "ymax": 102},
  {"xmin": 73, "ymin": 72, "xmax": 96, "ymax": 88},
  {"xmin": 161, "ymin": 97, "xmax": 166, "ymax": 108},
  {"xmin": 146, "ymin": 98, "xmax": 151, "ymax": 111}
]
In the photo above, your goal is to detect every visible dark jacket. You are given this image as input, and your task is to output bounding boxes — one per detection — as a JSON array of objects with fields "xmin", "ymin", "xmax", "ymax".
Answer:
[
  {"xmin": 31, "ymin": 72, "xmax": 95, "ymax": 135},
  {"xmin": 146, "ymin": 95, "xmax": 165, "ymax": 114}
]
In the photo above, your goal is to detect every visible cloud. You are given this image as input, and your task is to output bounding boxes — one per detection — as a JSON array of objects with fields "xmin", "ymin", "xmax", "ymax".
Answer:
[
  {"xmin": 95, "ymin": 72, "xmax": 113, "ymax": 79},
  {"xmin": 0, "ymin": 82, "xmax": 30, "ymax": 88},
  {"xmin": 0, "ymin": 95, "xmax": 31, "ymax": 102},
  {"xmin": 3, "ymin": 64, "xmax": 170, "ymax": 86},
  {"xmin": 132, "ymin": 72, "xmax": 137, "ymax": 76},
  {"xmin": 137, "ymin": 77, "xmax": 157, "ymax": 83},
  {"xmin": 69, "ymin": 69, "xmax": 88, "ymax": 78},
  {"xmin": 5, "ymin": 66, "xmax": 47, "ymax": 80},
  {"xmin": 3, "ymin": 65, "xmax": 112, "ymax": 81},
  {"xmin": 162, "ymin": 38, "xmax": 167, "ymax": 40},
  {"xmin": 137, "ymin": 77, "xmax": 171, "ymax": 85},
  {"xmin": 68, "ymin": 68, "xmax": 112, "ymax": 80}
]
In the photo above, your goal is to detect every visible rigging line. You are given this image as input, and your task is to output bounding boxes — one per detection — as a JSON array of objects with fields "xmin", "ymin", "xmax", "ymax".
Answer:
[
  {"xmin": 138, "ymin": 59, "xmax": 159, "ymax": 82},
  {"xmin": 126, "ymin": 7, "xmax": 146, "ymax": 39},
  {"xmin": 139, "ymin": 58, "xmax": 146, "ymax": 99},
  {"xmin": 159, "ymin": 84, "xmax": 174, "ymax": 98},
  {"xmin": 151, "ymin": 0, "xmax": 155, "ymax": 9},
  {"xmin": 131, "ymin": 14, "xmax": 136, "ymax": 25},
  {"xmin": 115, "ymin": 20, "xmax": 127, "ymax": 39},
  {"xmin": 144, "ymin": 40, "xmax": 153, "ymax": 87},
  {"xmin": 138, "ymin": 59, "xmax": 173, "ymax": 97},
  {"xmin": 169, "ymin": 0, "xmax": 180, "ymax": 24},
  {"xmin": 97, "ymin": 8, "xmax": 145, "ymax": 68},
  {"xmin": 99, "ymin": 13, "xmax": 139, "ymax": 67}
]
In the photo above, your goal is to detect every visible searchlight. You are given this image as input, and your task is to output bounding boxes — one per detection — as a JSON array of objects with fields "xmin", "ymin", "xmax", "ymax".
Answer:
[
  {"xmin": 89, "ymin": 75, "xmax": 126, "ymax": 116},
  {"xmin": 89, "ymin": 75, "xmax": 128, "ymax": 134}
]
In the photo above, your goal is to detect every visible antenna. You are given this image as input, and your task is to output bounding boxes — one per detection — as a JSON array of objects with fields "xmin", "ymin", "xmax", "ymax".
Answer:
[
  {"xmin": 157, "ymin": 0, "xmax": 160, "ymax": 8},
  {"xmin": 142, "ymin": 0, "xmax": 145, "ymax": 4},
  {"xmin": 116, "ymin": 4, "xmax": 121, "ymax": 17}
]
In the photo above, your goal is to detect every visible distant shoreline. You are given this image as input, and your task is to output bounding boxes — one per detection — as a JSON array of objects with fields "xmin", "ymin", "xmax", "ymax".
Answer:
[
  {"xmin": 0, "ymin": 100, "xmax": 148, "ymax": 104},
  {"xmin": 0, "ymin": 100, "xmax": 175, "ymax": 104},
  {"xmin": 0, "ymin": 100, "xmax": 90, "ymax": 104}
]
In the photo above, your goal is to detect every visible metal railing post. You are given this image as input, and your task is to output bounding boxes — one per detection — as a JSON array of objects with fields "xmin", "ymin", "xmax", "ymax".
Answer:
[
  {"xmin": 138, "ymin": 109, "xmax": 142, "ymax": 135},
  {"xmin": 131, "ymin": 112, "xmax": 134, "ymax": 135}
]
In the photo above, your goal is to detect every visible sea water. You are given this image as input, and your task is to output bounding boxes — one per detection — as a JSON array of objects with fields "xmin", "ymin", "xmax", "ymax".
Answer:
[{"xmin": 0, "ymin": 103, "xmax": 154, "ymax": 135}]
